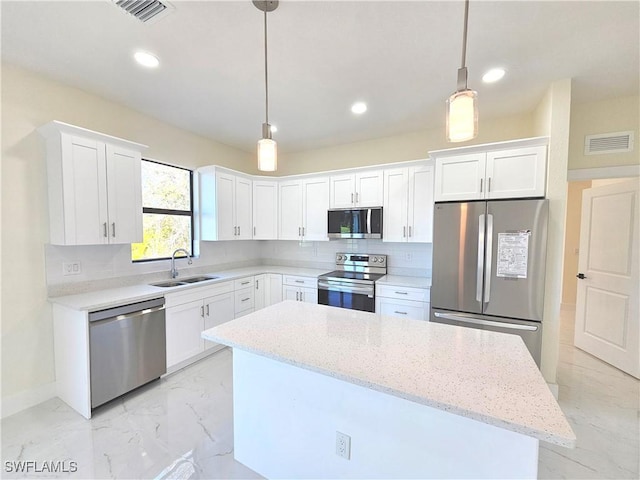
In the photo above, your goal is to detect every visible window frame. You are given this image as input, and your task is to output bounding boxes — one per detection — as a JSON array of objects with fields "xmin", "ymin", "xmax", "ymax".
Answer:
[{"xmin": 132, "ymin": 158, "xmax": 195, "ymax": 263}]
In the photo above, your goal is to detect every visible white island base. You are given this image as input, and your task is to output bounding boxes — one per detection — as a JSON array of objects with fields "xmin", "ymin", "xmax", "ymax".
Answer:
[{"xmin": 232, "ymin": 349, "xmax": 538, "ymax": 479}]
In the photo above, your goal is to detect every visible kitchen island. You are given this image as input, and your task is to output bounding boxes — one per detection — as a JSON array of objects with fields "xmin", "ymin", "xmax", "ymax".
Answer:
[{"xmin": 202, "ymin": 301, "xmax": 575, "ymax": 479}]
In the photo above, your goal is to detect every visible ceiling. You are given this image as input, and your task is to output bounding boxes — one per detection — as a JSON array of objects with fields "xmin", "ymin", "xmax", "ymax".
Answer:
[{"xmin": 2, "ymin": 1, "xmax": 638, "ymax": 154}]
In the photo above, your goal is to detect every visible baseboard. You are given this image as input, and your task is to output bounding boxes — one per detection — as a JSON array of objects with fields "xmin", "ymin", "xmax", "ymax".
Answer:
[
  {"xmin": 547, "ymin": 382, "xmax": 559, "ymax": 399},
  {"xmin": 1, "ymin": 382, "xmax": 57, "ymax": 419}
]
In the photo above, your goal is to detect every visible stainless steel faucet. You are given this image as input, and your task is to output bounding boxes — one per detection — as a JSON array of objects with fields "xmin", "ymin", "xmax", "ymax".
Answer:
[{"xmin": 170, "ymin": 248, "xmax": 193, "ymax": 278}]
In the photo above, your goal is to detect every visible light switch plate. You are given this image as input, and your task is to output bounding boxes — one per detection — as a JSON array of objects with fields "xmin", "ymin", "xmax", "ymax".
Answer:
[{"xmin": 63, "ymin": 261, "xmax": 82, "ymax": 276}]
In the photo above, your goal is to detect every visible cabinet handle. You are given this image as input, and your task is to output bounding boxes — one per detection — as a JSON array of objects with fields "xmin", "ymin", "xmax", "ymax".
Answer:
[
  {"xmin": 409, "ymin": 226, "xmax": 412, "ymax": 237},
  {"xmin": 254, "ymin": 226, "xmax": 256, "ymax": 236},
  {"xmin": 296, "ymin": 291, "xmax": 299, "ymax": 301},
  {"xmin": 302, "ymin": 227, "xmax": 305, "ymax": 237},
  {"xmin": 395, "ymin": 291, "xmax": 408, "ymax": 295},
  {"xmin": 103, "ymin": 222, "xmax": 108, "ymax": 238},
  {"xmin": 488, "ymin": 177, "xmax": 491, "ymax": 192},
  {"xmin": 201, "ymin": 306, "xmax": 205, "ymax": 317},
  {"xmin": 238, "ymin": 226, "xmax": 241, "ymax": 236},
  {"xmin": 394, "ymin": 311, "xmax": 408, "ymax": 315},
  {"xmin": 111, "ymin": 223, "xmax": 116, "ymax": 238},
  {"xmin": 256, "ymin": 279, "xmax": 259, "ymax": 290},
  {"xmin": 351, "ymin": 193, "xmax": 354, "ymax": 204},
  {"xmin": 356, "ymin": 192, "xmax": 359, "ymax": 203},
  {"xmin": 298, "ymin": 227, "xmax": 301, "ymax": 236},
  {"xmin": 206, "ymin": 304, "xmax": 210, "ymax": 316},
  {"xmin": 403, "ymin": 226, "xmax": 406, "ymax": 238},
  {"xmin": 241, "ymin": 297, "xmax": 250, "ymax": 302},
  {"xmin": 295, "ymin": 280, "xmax": 304, "ymax": 284},
  {"xmin": 300, "ymin": 291, "xmax": 304, "ymax": 302},
  {"xmin": 241, "ymin": 281, "xmax": 250, "ymax": 285},
  {"xmin": 480, "ymin": 178, "xmax": 483, "ymax": 193}
]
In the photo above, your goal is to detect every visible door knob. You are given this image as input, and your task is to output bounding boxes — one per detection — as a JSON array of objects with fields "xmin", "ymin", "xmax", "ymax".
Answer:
[{"xmin": 576, "ymin": 273, "xmax": 586, "ymax": 279}]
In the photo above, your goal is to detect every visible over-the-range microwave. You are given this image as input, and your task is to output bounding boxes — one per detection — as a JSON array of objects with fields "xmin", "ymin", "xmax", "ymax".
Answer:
[{"xmin": 327, "ymin": 207, "xmax": 383, "ymax": 239}]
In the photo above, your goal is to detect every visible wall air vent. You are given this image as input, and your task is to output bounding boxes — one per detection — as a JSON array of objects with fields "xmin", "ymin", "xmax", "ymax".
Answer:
[
  {"xmin": 584, "ymin": 131, "xmax": 634, "ymax": 155},
  {"xmin": 112, "ymin": 0, "xmax": 174, "ymax": 24}
]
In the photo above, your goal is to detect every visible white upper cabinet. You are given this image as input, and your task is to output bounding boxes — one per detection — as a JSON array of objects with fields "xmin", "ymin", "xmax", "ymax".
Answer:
[
  {"xmin": 198, "ymin": 167, "xmax": 253, "ymax": 241},
  {"xmin": 278, "ymin": 176, "xmax": 329, "ymax": 241},
  {"xmin": 38, "ymin": 121, "xmax": 146, "ymax": 246},
  {"xmin": 383, "ymin": 162, "xmax": 434, "ymax": 243},
  {"xmin": 329, "ymin": 170, "xmax": 383, "ymax": 208},
  {"xmin": 432, "ymin": 138, "xmax": 548, "ymax": 202},
  {"xmin": 253, "ymin": 180, "xmax": 278, "ymax": 239}
]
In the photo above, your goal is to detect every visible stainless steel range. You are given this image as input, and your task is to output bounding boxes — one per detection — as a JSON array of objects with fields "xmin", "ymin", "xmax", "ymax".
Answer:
[{"xmin": 318, "ymin": 253, "xmax": 387, "ymax": 312}]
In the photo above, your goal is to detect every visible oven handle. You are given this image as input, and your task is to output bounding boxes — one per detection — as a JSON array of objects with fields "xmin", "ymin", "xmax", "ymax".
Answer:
[
  {"xmin": 317, "ymin": 280, "xmax": 374, "ymax": 296},
  {"xmin": 433, "ymin": 312, "xmax": 538, "ymax": 331}
]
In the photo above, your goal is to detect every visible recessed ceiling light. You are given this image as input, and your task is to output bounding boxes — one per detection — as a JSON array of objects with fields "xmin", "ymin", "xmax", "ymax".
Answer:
[
  {"xmin": 134, "ymin": 51, "xmax": 160, "ymax": 68},
  {"xmin": 351, "ymin": 102, "xmax": 367, "ymax": 114},
  {"xmin": 270, "ymin": 125, "xmax": 278, "ymax": 133},
  {"xmin": 482, "ymin": 68, "xmax": 506, "ymax": 83}
]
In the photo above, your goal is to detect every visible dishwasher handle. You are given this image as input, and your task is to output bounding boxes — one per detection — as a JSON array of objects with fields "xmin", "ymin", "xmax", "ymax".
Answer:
[{"xmin": 89, "ymin": 297, "xmax": 165, "ymax": 323}]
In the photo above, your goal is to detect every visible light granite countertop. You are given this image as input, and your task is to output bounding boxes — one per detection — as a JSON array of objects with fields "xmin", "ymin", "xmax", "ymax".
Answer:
[
  {"xmin": 376, "ymin": 275, "xmax": 431, "ymax": 289},
  {"xmin": 203, "ymin": 301, "xmax": 576, "ymax": 448},
  {"xmin": 49, "ymin": 265, "xmax": 330, "ymax": 311}
]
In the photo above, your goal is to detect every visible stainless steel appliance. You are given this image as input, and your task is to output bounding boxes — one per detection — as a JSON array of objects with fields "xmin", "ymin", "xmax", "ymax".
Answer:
[
  {"xmin": 328, "ymin": 207, "xmax": 383, "ymax": 239},
  {"xmin": 89, "ymin": 297, "xmax": 166, "ymax": 409},
  {"xmin": 430, "ymin": 199, "xmax": 548, "ymax": 365},
  {"xmin": 318, "ymin": 253, "xmax": 387, "ymax": 312}
]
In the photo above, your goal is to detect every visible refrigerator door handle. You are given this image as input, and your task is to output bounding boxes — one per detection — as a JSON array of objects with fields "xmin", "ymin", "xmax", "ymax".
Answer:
[
  {"xmin": 476, "ymin": 214, "xmax": 485, "ymax": 302},
  {"xmin": 433, "ymin": 312, "xmax": 538, "ymax": 332},
  {"xmin": 484, "ymin": 214, "xmax": 493, "ymax": 303}
]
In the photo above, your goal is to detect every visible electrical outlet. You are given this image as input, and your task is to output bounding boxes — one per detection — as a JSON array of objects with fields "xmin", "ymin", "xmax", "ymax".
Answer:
[
  {"xmin": 335, "ymin": 431, "xmax": 351, "ymax": 460},
  {"xmin": 405, "ymin": 252, "xmax": 413, "ymax": 261},
  {"xmin": 62, "ymin": 261, "xmax": 81, "ymax": 276}
]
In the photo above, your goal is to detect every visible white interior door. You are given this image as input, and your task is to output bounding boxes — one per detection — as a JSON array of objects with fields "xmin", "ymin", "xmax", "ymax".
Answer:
[{"xmin": 574, "ymin": 179, "xmax": 639, "ymax": 378}]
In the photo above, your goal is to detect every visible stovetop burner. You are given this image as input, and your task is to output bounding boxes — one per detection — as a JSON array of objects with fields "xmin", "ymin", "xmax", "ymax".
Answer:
[{"xmin": 319, "ymin": 270, "xmax": 385, "ymax": 283}]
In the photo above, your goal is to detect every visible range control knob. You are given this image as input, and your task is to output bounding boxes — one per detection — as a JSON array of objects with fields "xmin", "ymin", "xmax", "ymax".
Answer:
[{"xmin": 372, "ymin": 257, "xmax": 379, "ymax": 263}]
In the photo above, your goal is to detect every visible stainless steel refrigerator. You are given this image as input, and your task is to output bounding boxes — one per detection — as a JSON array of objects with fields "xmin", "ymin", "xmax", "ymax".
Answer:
[{"xmin": 430, "ymin": 199, "xmax": 548, "ymax": 365}]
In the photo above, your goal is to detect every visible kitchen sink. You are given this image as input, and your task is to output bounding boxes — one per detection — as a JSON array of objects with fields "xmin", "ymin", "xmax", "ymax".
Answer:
[{"xmin": 151, "ymin": 275, "xmax": 219, "ymax": 288}]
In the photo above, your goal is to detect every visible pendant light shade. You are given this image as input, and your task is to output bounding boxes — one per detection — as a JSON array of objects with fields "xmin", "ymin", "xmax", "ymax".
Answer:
[
  {"xmin": 254, "ymin": 0, "xmax": 278, "ymax": 171},
  {"xmin": 446, "ymin": 0, "xmax": 478, "ymax": 143}
]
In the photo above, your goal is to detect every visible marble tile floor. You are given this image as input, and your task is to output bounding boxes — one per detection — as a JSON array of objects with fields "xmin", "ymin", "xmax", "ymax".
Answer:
[{"xmin": 1, "ymin": 308, "xmax": 638, "ymax": 479}]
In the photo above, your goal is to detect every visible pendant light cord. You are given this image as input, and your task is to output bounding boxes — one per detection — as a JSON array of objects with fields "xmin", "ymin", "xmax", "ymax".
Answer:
[
  {"xmin": 264, "ymin": 9, "xmax": 269, "ymax": 126},
  {"xmin": 461, "ymin": 0, "xmax": 469, "ymax": 69}
]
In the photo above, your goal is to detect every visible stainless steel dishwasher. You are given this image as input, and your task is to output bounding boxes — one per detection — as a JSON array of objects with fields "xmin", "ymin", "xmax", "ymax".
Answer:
[{"xmin": 89, "ymin": 297, "xmax": 166, "ymax": 409}]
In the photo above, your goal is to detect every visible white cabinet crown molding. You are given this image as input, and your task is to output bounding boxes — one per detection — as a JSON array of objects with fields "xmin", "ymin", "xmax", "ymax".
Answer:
[
  {"xmin": 428, "ymin": 136, "xmax": 548, "ymax": 158},
  {"xmin": 38, "ymin": 120, "xmax": 148, "ymax": 151}
]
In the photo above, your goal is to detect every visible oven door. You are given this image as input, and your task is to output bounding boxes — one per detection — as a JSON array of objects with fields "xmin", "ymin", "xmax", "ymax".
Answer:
[{"xmin": 318, "ymin": 280, "xmax": 375, "ymax": 312}]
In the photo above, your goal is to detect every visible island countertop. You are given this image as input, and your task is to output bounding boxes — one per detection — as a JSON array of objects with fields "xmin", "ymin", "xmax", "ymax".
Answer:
[{"xmin": 203, "ymin": 301, "xmax": 575, "ymax": 448}]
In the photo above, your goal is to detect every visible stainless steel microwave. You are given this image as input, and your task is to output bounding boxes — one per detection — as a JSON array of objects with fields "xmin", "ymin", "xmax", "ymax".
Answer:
[{"xmin": 327, "ymin": 207, "xmax": 383, "ymax": 239}]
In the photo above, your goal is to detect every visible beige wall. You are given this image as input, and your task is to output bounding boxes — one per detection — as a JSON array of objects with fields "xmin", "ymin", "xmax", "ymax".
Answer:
[
  {"xmin": 277, "ymin": 114, "xmax": 534, "ymax": 175},
  {"xmin": 533, "ymin": 78, "xmax": 572, "ymax": 384},
  {"xmin": 569, "ymin": 95, "xmax": 640, "ymax": 170},
  {"xmin": 562, "ymin": 181, "xmax": 592, "ymax": 306},
  {"xmin": 0, "ymin": 64, "xmax": 252, "ymax": 405}
]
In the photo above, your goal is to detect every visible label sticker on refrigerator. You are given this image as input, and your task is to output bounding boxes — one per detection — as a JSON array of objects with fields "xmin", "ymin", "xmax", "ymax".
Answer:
[{"xmin": 497, "ymin": 232, "xmax": 530, "ymax": 278}]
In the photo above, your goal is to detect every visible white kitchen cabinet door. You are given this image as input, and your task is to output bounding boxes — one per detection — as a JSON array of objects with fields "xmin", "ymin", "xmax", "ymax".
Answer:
[
  {"xmin": 105, "ymin": 145, "xmax": 143, "ymax": 244},
  {"xmin": 282, "ymin": 285, "xmax": 300, "ymax": 302},
  {"xmin": 215, "ymin": 172, "xmax": 236, "ymax": 240},
  {"xmin": 203, "ymin": 292, "xmax": 234, "ymax": 350},
  {"xmin": 329, "ymin": 174, "xmax": 355, "ymax": 208},
  {"xmin": 302, "ymin": 177, "xmax": 329, "ymax": 241},
  {"xmin": 255, "ymin": 274, "xmax": 267, "ymax": 310},
  {"xmin": 355, "ymin": 170, "xmax": 384, "ymax": 207},
  {"xmin": 253, "ymin": 180, "xmax": 278, "ymax": 239},
  {"xmin": 485, "ymin": 146, "xmax": 546, "ymax": 199},
  {"xmin": 300, "ymin": 287, "xmax": 318, "ymax": 304},
  {"xmin": 383, "ymin": 168, "xmax": 409, "ymax": 242},
  {"xmin": 268, "ymin": 274, "xmax": 283, "ymax": 305},
  {"xmin": 235, "ymin": 176, "xmax": 253, "ymax": 239},
  {"xmin": 166, "ymin": 300, "xmax": 205, "ymax": 368},
  {"xmin": 434, "ymin": 153, "xmax": 486, "ymax": 202},
  {"xmin": 279, "ymin": 180, "xmax": 303, "ymax": 240},
  {"xmin": 407, "ymin": 165, "xmax": 434, "ymax": 243}
]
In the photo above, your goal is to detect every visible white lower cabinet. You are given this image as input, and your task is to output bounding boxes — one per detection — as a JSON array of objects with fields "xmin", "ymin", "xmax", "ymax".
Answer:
[
  {"xmin": 376, "ymin": 284, "xmax": 430, "ymax": 321},
  {"xmin": 165, "ymin": 281, "xmax": 234, "ymax": 370},
  {"xmin": 283, "ymin": 275, "xmax": 318, "ymax": 304},
  {"xmin": 255, "ymin": 273, "xmax": 283, "ymax": 309}
]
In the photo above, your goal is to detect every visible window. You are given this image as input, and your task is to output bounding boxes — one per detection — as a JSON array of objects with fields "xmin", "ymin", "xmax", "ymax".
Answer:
[{"xmin": 131, "ymin": 160, "xmax": 194, "ymax": 262}]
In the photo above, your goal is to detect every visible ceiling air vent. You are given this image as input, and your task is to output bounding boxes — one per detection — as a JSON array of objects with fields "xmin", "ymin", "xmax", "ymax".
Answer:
[
  {"xmin": 112, "ymin": 0, "xmax": 174, "ymax": 24},
  {"xmin": 584, "ymin": 131, "xmax": 634, "ymax": 155}
]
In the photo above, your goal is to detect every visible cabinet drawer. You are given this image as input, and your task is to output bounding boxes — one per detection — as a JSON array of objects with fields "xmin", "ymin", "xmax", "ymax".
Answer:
[
  {"xmin": 165, "ymin": 281, "xmax": 233, "ymax": 308},
  {"xmin": 376, "ymin": 284, "xmax": 430, "ymax": 302},
  {"xmin": 234, "ymin": 276, "xmax": 255, "ymax": 290},
  {"xmin": 376, "ymin": 297, "xmax": 430, "ymax": 321},
  {"xmin": 235, "ymin": 287, "xmax": 255, "ymax": 313},
  {"xmin": 283, "ymin": 275, "xmax": 317, "ymax": 288}
]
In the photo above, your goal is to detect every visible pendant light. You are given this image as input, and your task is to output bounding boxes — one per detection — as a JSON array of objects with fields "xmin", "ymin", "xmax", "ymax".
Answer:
[
  {"xmin": 446, "ymin": 0, "xmax": 478, "ymax": 142},
  {"xmin": 254, "ymin": 0, "xmax": 278, "ymax": 171}
]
